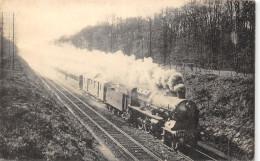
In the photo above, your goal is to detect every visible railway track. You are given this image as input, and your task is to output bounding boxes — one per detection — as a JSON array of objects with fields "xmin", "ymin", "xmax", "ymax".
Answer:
[
  {"xmin": 38, "ymin": 74, "xmax": 226, "ymax": 161},
  {"xmin": 57, "ymin": 81, "xmax": 228, "ymax": 161},
  {"xmin": 38, "ymin": 75, "xmax": 169, "ymax": 161}
]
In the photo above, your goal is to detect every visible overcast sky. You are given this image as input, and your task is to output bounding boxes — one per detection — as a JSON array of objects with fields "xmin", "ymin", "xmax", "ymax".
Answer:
[{"xmin": 1, "ymin": 0, "xmax": 189, "ymax": 46}]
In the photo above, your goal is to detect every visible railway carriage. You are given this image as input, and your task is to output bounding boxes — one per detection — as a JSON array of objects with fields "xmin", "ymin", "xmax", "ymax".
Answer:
[
  {"xmin": 82, "ymin": 74, "xmax": 108, "ymax": 101},
  {"xmin": 56, "ymin": 68, "xmax": 67, "ymax": 80},
  {"xmin": 55, "ymin": 68, "xmax": 83, "ymax": 89},
  {"xmin": 95, "ymin": 78, "xmax": 107, "ymax": 101},
  {"xmin": 85, "ymin": 77, "xmax": 98, "ymax": 97},
  {"xmin": 66, "ymin": 73, "xmax": 82, "ymax": 89}
]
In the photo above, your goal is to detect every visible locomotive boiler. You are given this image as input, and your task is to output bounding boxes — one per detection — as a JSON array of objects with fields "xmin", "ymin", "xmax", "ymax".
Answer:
[{"xmin": 127, "ymin": 88, "xmax": 199, "ymax": 150}]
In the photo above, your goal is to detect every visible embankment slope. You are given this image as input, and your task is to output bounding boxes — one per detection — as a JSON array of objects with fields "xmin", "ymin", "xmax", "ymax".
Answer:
[
  {"xmin": 0, "ymin": 56, "xmax": 106, "ymax": 160},
  {"xmin": 185, "ymin": 73, "xmax": 254, "ymax": 160}
]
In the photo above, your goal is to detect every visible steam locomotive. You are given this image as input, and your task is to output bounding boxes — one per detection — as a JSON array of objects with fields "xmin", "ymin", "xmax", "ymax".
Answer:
[{"xmin": 56, "ymin": 68, "xmax": 199, "ymax": 150}]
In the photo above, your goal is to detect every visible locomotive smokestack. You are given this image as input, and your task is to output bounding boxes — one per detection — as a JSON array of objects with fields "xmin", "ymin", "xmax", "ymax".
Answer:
[{"xmin": 174, "ymin": 84, "xmax": 186, "ymax": 99}]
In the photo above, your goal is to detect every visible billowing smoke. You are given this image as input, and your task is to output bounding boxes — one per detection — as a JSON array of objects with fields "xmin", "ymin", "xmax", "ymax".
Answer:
[
  {"xmin": 20, "ymin": 42, "xmax": 185, "ymax": 94},
  {"xmin": 53, "ymin": 44, "xmax": 184, "ymax": 94}
]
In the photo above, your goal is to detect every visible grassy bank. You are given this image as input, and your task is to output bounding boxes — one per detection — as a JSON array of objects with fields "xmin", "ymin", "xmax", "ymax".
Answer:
[{"xmin": 0, "ymin": 56, "xmax": 105, "ymax": 160}]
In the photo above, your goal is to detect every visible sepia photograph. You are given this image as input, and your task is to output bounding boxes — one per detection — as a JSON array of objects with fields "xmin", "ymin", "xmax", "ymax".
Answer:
[{"xmin": 0, "ymin": 0, "xmax": 256, "ymax": 160}]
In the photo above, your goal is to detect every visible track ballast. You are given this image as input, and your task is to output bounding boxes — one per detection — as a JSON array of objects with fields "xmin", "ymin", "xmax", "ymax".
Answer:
[
  {"xmin": 38, "ymin": 74, "xmax": 228, "ymax": 161},
  {"xmin": 39, "ymin": 76, "xmax": 169, "ymax": 161}
]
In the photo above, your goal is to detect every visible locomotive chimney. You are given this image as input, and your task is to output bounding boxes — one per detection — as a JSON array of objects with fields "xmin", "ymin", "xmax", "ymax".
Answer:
[{"xmin": 173, "ymin": 84, "xmax": 186, "ymax": 99}]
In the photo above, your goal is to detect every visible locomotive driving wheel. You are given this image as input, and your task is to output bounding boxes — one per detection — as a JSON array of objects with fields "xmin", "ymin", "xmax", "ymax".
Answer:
[
  {"xmin": 124, "ymin": 110, "xmax": 131, "ymax": 122},
  {"xmin": 144, "ymin": 123, "xmax": 151, "ymax": 133},
  {"xmin": 111, "ymin": 108, "xmax": 115, "ymax": 114},
  {"xmin": 121, "ymin": 112, "xmax": 125, "ymax": 119},
  {"xmin": 137, "ymin": 117, "xmax": 144, "ymax": 129},
  {"xmin": 144, "ymin": 119, "xmax": 151, "ymax": 133},
  {"xmin": 171, "ymin": 140, "xmax": 179, "ymax": 152},
  {"xmin": 108, "ymin": 105, "xmax": 112, "ymax": 112}
]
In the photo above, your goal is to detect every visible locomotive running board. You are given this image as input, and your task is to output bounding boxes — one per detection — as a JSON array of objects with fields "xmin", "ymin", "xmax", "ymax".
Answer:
[{"xmin": 128, "ymin": 105, "xmax": 163, "ymax": 120}]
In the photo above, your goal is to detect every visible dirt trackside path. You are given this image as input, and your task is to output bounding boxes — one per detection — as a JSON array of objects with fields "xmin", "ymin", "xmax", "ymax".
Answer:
[{"xmin": 0, "ymin": 56, "xmax": 106, "ymax": 160}]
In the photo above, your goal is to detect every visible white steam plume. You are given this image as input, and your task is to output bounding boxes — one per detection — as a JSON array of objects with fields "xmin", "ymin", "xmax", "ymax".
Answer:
[{"xmin": 38, "ymin": 43, "xmax": 185, "ymax": 94}]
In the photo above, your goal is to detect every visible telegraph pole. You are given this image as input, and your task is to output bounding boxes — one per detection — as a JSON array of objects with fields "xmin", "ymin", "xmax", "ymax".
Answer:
[
  {"xmin": 149, "ymin": 17, "xmax": 152, "ymax": 58},
  {"xmin": 9, "ymin": 14, "xmax": 11, "ymax": 58},
  {"xmin": 0, "ymin": 12, "xmax": 3, "ymax": 77},
  {"xmin": 12, "ymin": 13, "xmax": 14, "ymax": 70}
]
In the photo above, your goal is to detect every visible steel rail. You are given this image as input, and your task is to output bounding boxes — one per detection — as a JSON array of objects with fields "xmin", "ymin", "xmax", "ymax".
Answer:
[
  {"xmin": 40, "ymin": 76, "xmax": 162, "ymax": 161},
  {"xmin": 56, "ymin": 75, "xmax": 223, "ymax": 161},
  {"xmin": 43, "ymin": 78, "xmax": 140, "ymax": 160},
  {"xmin": 50, "ymin": 79, "xmax": 163, "ymax": 161},
  {"xmin": 36, "ymin": 73, "xmax": 117, "ymax": 159},
  {"xmin": 57, "ymin": 78, "xmax": 202, "ymax": 161},
  {"xmin": 186, "ymin": 144, "xmax": 217, "ymax": 161}
]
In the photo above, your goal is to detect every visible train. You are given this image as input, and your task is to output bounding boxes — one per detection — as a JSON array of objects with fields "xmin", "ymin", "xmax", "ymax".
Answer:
[{"xmin": 55, "ymin": 68, "xmax": 199, "ymax": 151}]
